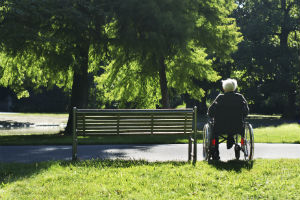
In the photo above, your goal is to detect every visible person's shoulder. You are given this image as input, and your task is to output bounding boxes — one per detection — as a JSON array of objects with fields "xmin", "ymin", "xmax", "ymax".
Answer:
[
  {"xmin": 234, "ymin": 92, "xmax": 247, "ymax": 100},
  {"xmin": 214, "ymin": 93, "xmax": 225, "ymax": 102},
  {"xmin": 216, "ymin": 93, "xmax": 224, "ymax": 99},
  {"xmin": 234, "ymin": 92, "xmax": 244, "ymax": 97}
]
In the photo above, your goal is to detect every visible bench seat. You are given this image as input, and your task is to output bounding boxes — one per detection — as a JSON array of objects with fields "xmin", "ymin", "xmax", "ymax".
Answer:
[{"xmin": 72, "ymin": 107, "xmax": 198, "ymax": 163}]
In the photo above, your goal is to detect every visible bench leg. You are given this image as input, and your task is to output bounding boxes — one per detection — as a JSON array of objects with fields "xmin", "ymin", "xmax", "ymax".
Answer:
[
  {"xmin": 193, "ymin": 137, "xmax": 197, "ymax": 164},
  {"xmin": 72, "ymin": 138, "xmax": 77, "ymax": 161},
  {"xmin": 188, "ymin": 136, "xmax": 192, "ymax": 161},
  {"xmin": 72, "ymin": 107, "xmax": 77, "ymax": 161}
]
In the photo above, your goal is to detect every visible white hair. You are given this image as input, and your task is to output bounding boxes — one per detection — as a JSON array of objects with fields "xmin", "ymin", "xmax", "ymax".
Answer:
[{"xmin": 222, "ymin": 78, "xmax": 237, "ymax": 92}]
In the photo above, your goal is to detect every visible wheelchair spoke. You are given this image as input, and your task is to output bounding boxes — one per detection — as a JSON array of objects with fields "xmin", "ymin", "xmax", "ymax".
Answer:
[{"xmin": 243, "ymin": 123, "xmax": 254, "ymax": 161}]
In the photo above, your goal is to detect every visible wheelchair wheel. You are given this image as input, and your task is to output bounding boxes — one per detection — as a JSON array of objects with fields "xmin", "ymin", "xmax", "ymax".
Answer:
[
  {"xmin": 203, "ymin": 123, "xmax": 211, "ymax": 160},
  {"xmin": 234, "ymin": 123, "xmax": 254, "ymax": 161},
  {"xmin": 243, "ymin": 123, "xmax": 254, "ymax": 161}
]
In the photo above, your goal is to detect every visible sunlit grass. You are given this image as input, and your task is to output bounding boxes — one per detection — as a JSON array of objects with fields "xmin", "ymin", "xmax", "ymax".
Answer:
[
  {"xmin": 254, "ymin": 123, "xmax": 300, "ymax": 143},
  {"xmin": 1, "ymin": 159, "xmax": 300, "ymax": 199},
  {"xmin": 248, "ymin": 114, "xmax": 281, "ymax": 119}
]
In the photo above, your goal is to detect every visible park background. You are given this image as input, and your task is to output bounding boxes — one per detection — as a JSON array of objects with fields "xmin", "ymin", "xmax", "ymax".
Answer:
[
  {"xmin": 1, "ymin": 1, "xmax": 300, "ymax": 199},
  {"xmin": 0, "ymin": 0, "xmax": 299, "ymax": 132}
]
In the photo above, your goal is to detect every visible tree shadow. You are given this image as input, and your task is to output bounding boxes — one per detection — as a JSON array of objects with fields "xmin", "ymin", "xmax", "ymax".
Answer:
[
  {"xmin": 0, "ymin": 161, "xmax": 54, "ymax": 185},
  {"xmin": 208, "ymin": 159, "xmax": 255, "ymax": 172},
  {"xmin": 0, "ymin": 159, "xmax": 189, "ymax": 185},
  {"xmin": 246, "ymin": 117, "xmax": 297, "ymax": 128}
]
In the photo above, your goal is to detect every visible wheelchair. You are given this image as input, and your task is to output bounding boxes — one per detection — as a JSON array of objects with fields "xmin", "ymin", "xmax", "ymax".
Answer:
[{"xmin": 202, "ymin": 119, "xmax": 254, "ymax": 161}]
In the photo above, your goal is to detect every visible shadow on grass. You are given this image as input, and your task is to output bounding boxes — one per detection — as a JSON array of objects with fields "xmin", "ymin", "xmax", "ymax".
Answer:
[
  {"xmin": 0, "ymin": 161, "xmax": 54, "ymax": 185},
  {"xmin": 0, "ymin": 134, "xmax": 72, "ymax": 145},
  {"xmin": 0, "ymin": 159, "xmax": 189, "ymax": 185},
  {"xmin": 208, "ymin": 159, "xmax": 255, "ymax": 172}
]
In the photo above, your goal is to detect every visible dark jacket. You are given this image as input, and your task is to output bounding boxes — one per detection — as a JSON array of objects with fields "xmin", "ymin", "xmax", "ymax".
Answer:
[{"xmin": 207, "ymin": 92, "xmax": 249, "ymax": 136}]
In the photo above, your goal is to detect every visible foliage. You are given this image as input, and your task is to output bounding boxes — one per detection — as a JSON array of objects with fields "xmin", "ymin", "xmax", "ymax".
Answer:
[
  {"xmin": 0, "ymin": 0, "xmax": 243, "ymax": 112},
  {"xmin": 0, "ymin": 0, "xmax": 111, "ymax": 95},
  {"xmin": 95, "ymin": 61, "xmax": 161, "ymax": 108},
  {"xmin": 0, "ymin": 53, "xmax": 72, "ymax": 98},
  {"xmin": 0, "ymin": 0, "xmax": 116, "ymax": 133},
  {"xmin": 232, "ymin": 0, "xmax": 300, "ymax": 117},
  {"xmin": 95, "ymin": 0, "xmax": 242, "ymax": 108}
]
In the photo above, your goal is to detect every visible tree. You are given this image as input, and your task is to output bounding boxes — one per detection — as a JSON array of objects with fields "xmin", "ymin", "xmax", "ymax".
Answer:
[
  {"xmin": 1, "ymin": 0, "xmax": 243, "ymax": 138},
  {"xmin": 96, "ymin": 0, "xmax": 242, "ymax": 108},
  {"xmin": 0, "ymin": 0, "xmax": 112, "ymax": 134},
  {"xmin": 232, "ymin": 0, "xmax": 300, "ymax": 118}
]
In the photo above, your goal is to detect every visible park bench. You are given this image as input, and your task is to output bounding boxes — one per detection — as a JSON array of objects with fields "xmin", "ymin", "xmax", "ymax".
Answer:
[{"xmin": 72, "ymin": 107, "xmax": 198, "ymax": 163}]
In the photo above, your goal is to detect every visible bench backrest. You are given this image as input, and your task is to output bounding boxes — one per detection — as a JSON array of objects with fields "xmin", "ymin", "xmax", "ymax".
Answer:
[{"xmin": 73, "ymin": 108, "xmax": 196, "ymax": 135}]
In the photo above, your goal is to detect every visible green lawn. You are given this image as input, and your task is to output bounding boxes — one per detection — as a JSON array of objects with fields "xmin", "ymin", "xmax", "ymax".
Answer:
[
  {"xmin": 1, "ymin": 159, "xmax": 300, "ymax": 199},
  {"xmin": 254, "ymin": 123, "xmax": 300, "ymax": 143}
]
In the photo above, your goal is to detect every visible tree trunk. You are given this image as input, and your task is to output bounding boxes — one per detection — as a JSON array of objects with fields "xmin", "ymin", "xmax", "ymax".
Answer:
[
  {"xmin": 279, "ymin": 0, "xmax": 297, "ymax": 119},
  {"xmin": 199, "ymin": 95, "xmax": 208, "ymax": 115},
  {"xmin": 159, "ymin": 57, "xmax": 170, "ymax": 108},
  {"xmin": 64, "ymin": 44, "xmax": 89, "ymax": 135},
  {"xmin": 282, "ymin": 88, "xmax": 297, "ymax": 119},
  {"xmin": 298, "ymin": 41, "xmax": 300, "ymax": 118}
]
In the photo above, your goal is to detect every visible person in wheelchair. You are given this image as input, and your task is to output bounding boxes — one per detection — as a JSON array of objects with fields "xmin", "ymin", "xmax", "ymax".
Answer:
[{"xmin": 207, "ymin": 78, "xmax": 249, "ymax": 160}]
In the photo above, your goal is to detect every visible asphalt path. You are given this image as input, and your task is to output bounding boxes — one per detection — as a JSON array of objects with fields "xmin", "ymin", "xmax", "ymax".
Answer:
[{"xmin": 1, "ymin": 143, "xmax": 300, "ymax": 163}]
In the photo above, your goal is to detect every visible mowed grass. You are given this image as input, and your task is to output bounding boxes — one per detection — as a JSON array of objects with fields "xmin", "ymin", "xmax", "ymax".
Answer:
[
  {"xmin": 1, "ymin": 159, "xmax": 300, "ymax": 199},
  {"xmin": 254, "ymin": 123, "xmax": 300, "ymax": 143}
]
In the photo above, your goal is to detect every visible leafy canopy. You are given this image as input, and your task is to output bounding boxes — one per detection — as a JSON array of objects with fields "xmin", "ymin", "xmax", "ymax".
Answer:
[{"xmin": 96, "ymin": 0, "xmax": 242, "ymax": 108}]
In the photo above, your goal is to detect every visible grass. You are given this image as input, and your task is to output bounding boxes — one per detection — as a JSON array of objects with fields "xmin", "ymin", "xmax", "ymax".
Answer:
[
  {"xmin": 254, "ymin": 123, "xmax": 300, "ymax": 143},
  {"xmin": 1, "ymin": 159, "xmax": 300, "ymax": 199}
]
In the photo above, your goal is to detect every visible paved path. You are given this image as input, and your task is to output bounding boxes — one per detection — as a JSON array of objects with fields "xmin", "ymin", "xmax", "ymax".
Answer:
[{"xmin": 1, "ymin": 144, "xmax": 300, "ymax": 163}]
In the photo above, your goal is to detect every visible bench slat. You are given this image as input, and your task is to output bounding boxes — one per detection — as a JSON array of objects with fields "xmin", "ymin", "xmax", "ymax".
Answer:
[
  {"xmin": 77, "ymin": 130, "xmax": 192, "ymax": 134},
  {"xmin": 77, "ymin": 119, "xmax": 192, "ymax": 123},
  {"xmin": 77, "ymin": 124, "xmax": 192, "ymax": 128},
  {"xmin": 76, "ymin": 109, "xmax": 193, "ymax": 113},
  {"xmin": 76, "ymin": 116, "xmax": 193, "ymax": 120},
  {"xmin": 77, "ymin": 126, "xmax": 192, "ymax": 130},
  {"xmin": 76, "ymin": 122, "xmax": 192, "ymax": 126}
]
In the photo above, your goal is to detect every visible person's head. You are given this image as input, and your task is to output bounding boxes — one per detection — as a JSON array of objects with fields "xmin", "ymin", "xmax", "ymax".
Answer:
[{"xmin": 222, "ymin": 78, "xmax": 237, "ymax": 93}]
